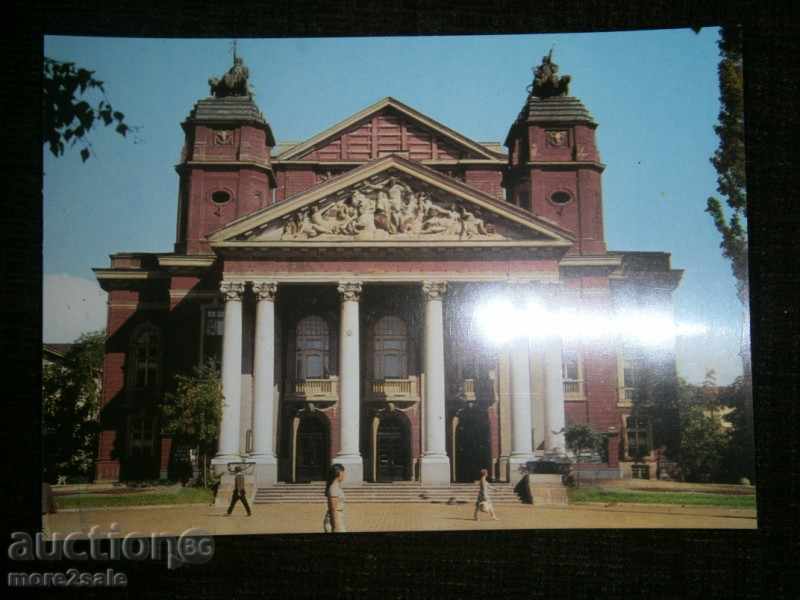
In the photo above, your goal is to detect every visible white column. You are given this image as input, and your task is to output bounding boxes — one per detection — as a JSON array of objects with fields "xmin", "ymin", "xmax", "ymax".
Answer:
[
  {"xmin": 509, "ymin": 334, "xmax": 535, "ymax": 483},
  {"xmin": 335, "ymin": 281, "xmax": 363, "ymax": 484},
  {"xmin": 543, "ymin": 335, "xmax": 566, "ymax": 452},
  {"xmin": 420, "ymin": 281, "xmax": 451, "ymax": 485},
  {"xmin": 212, "ymin": 280, "xmax": 245, "ymax": 466},
  {"xmin": 251, "ymin": 281, "xmax": 278, "ymax": 485}
]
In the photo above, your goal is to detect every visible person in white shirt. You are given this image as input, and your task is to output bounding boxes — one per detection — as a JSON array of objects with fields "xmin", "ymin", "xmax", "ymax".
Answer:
[{"xmin": 324, "ymin": 464, "xmax": 347, "ymax": 533}]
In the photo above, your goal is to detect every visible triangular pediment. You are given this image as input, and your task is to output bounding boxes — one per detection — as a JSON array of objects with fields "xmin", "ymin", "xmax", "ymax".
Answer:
[
  {"xmin": 209, "ymin": 156, "xmax": 574, "ymax": 248},
  {"xmin": 276, "ymin": 97, "xmax": 504, "ymax": 163}
]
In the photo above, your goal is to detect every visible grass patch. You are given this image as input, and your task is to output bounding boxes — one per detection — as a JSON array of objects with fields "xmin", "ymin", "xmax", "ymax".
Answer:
[
  {"xmin": 57, "ymin": 486, "xmax": 213, "ymax": 509},
  {"xmin": 568, "ymin": 487, "xmax": 757, "ymax": 509}
]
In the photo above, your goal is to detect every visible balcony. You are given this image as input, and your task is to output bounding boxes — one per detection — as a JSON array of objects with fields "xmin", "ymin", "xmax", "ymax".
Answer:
[
  {"xmin": 368, "ymin": 376, "xmax": 420, "ymax": 407},
  {"xmin": 463, "ymin": 378, "xmax": 476, "ymax": 402},
  {"xmin": 286, "ymin": 377, "xmax": 339, "ymax": 407},
  {"xmin": 617, "ymin": 386, "xmax": 635, "ymax": 407},
  {"xmin": 563, "ymin": 379, "xmax": 585, "ymax": 400}
]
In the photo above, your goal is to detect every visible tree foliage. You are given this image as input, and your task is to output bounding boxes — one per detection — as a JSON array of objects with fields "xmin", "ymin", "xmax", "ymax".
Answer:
[
  {"xmin": 42, "ymin": 331, "xmax": 105, "ymax": 482},
  {"xmin": 43, "ymin": 57, "xmax": 133, "ymax": 162},
  {"xmin": 564, "ymin": 423, "xmax": 603, "ymax": 460},
  {"xmin": 678, "ymin": 403, "xmax": 731, "ymax": 483},
  {"xmin": 705, "ymin": 25, "xmax": 747, "ymax": 303},
  {"xmin": 160, "ymin": 360, "xmax": 224, "ymax": 486}
]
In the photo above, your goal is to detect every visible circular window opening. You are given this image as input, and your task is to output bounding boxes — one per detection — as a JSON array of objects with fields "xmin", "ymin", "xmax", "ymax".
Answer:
[
  {"xmin": 211, "ymin": 191, "xmax": 231, "ymax": 205},
  {"xmin": 550, "ymin": 191, "xmax": 572, "ymax": 205}
]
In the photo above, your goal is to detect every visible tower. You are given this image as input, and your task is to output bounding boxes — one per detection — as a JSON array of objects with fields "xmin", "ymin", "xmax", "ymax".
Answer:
[
  {"xmin": 504, "ymin": 50, "xmax": 606, "ymax": 255},
  {"xmin": 174, "ymin": 53, "xmax": 276, "ymax": 254}
]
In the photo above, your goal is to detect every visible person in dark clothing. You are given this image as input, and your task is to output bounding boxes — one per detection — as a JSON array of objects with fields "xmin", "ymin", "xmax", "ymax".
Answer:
[{"xmin": 226, "ymin": 465, "xmax": 251, "ymax": 516}]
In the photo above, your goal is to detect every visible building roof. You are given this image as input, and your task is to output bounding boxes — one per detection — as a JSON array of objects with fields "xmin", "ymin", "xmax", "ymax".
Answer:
[
  {"xmin": 275, "ymin": 97, "xmax": 506, "ymax": 162},
  {"xmin": 44, "ymin": 343, "xmax": 73, "ymax": 357},
  {"xmin": 186, "ymin": 95, "xmax": 267, "ymax": 124},
  {"xmin": 520, "ymin": 95, "xmax": 596, "ymax": 125},
  {"xmin": 505, "ymin": 95, "xmax": 597, "ymax": 146}
]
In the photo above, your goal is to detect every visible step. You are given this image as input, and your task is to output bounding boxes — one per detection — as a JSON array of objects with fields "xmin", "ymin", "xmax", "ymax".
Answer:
[{"xmin": 254, "ymin": 483, "xmax": 525, "ymax": 504}]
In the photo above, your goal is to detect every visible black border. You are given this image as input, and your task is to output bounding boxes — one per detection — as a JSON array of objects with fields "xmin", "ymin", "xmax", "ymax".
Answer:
[{"xmin": 8, "ymin": 1, "xmax": 799, "ymax": 597}]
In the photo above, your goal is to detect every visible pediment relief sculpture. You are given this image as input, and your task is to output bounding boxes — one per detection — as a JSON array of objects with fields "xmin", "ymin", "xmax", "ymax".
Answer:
[{"xmin": 236, "ymin": 176, "xmax": 531, "ymax": 243}]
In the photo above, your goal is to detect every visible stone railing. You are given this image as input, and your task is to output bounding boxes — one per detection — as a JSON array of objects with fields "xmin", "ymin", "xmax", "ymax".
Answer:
[
  {"xmin": 563, "ymin": 380, "xmax": 584, "ymax": 398},
  {"xmin": 369, "ymin": 376, "xmax": 419, "ymax": 402},
  {"xmin": 617, "ymin": 386, "xmax": 635, "ymax": 406},
  {"xmin": 463, "ymin": 378, "xmax": 476, "ymax": 401},
  {"xmin": 288, "ymin": 377, "xmax": 339, "ymax": 403}
]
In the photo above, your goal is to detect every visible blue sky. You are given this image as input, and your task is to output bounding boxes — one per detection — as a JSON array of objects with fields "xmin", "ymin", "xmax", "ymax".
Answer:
[{"xmin": 42, "ymin": 30, "xmax": 748, "ymax": 384}]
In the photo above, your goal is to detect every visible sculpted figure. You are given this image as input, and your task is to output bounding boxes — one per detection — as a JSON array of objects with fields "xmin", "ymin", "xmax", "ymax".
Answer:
[
  {"xmin": 529, "ymin": 49, "xmax": 571, "ymax": 98},
  {"xmin": 460, "ymin": 207, "xmax": 489, "ymax": 238},
  {"xmin": 209, "ymin": 55, "xmax": 252, "ymax": 98},
  {"xmin": 352, "ymin": 188, "xmax": 376, "ymax": 235},
  {"xmin": 310, "ymin": 204, "xmax": 337, "ymax": 235}
]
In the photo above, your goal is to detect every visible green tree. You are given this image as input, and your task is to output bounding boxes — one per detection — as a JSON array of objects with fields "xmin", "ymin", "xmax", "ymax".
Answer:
[
  {"xmin": 160, "ymin": 360, "xmax": 224, "ymax": 487},
  {"xmin": 678, "ymin": 404, "xmax": 731, "ymax": 483},
  {"xmin": 706, "ymin": 25, "xmax": 747, "ymax": 304},
  {"xmin": 43, "ymin": 57, "xmax": 134, "ymax": 162},
  {"xmin": 564, "ymin": 423, "xmax": 602, "ymax": 461},
  {"xmin": 717, "ymin": 377, "xmax": 755, "ymax": 483},
  {"xmin": 42, "ymin": 331, "xmax": 105, "ymax": 482},
  {"xmin": 704, "ymin": 24, "xmax": 754, "ymax": 480}
]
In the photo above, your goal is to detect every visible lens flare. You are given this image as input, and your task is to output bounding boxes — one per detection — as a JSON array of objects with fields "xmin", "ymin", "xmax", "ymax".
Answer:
[{"xmin": 472, "ymin": 297, "xmax": 708, "ymax": 347}]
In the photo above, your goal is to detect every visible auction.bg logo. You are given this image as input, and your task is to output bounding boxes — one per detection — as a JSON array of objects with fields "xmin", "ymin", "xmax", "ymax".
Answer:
[{"xmin": 8, "ymin": 523, "xmax": 214, "ymax": 587}]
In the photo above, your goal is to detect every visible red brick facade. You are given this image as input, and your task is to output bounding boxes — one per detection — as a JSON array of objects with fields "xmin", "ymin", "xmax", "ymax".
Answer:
[{"xmin": 93, "ymin": 62, "xmax": 681, "ymax": 483}]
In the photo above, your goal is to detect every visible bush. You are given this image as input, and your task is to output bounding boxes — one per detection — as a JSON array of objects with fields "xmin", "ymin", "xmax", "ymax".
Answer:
[{"xmin": 679, "ymin": 405, "xmax": 731, "ymax": 482}]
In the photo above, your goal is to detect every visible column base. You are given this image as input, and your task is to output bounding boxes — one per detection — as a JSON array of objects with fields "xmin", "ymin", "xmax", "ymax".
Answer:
[
  {"xmin": 333, "ymin": 454, "xmax": 364, "ymax": 486},
  {"xmin": 420, "ymin": 454, "xmax": 451, "ymax": 486},
  {"xmin": 249, "ymin": 455, "xmax": 278, "ymax": 487},
  {"xmin": 509, "ymin": 455, "xmax": 535, "ymax": 485},
  {"xmin": 210, "ymin": 454, "xmax": 242, "ymax": 475}
]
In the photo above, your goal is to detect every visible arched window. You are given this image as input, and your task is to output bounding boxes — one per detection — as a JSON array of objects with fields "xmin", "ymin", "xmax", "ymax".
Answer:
[
  {"xmin": 374, "ymin": 315, "xmax": 408, "ymax": 379},
  {"xmin": 295, "ymin": 316, "xmax": 330, "ymax": 379},
  {"xmin": 130, "ymin": 325, "xmax": 160, "ymax": 389}
]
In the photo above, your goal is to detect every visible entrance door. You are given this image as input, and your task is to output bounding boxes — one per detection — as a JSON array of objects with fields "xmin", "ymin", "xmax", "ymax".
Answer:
[
  {"xmin": 296, "ymin": 417, "xmax": 328, "ymax": 482},
  {"xmin": 455, "ymin": 411, "xmax": 491, "ymax": 482},
  {"xmin": 377, "ymin": 418, "xmax": 408, "ymax": 481}
]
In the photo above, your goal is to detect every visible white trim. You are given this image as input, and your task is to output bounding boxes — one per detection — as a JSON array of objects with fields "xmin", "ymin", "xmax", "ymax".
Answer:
[
  {"xmin": 222, "ymin": 272, "xmax": 560, "ymax": 283},
  {"xmin": 158, "ymin": 255, "xmax": 216, "ymax": 268}
]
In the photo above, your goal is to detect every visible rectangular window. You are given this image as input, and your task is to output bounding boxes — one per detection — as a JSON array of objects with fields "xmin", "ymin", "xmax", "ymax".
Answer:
[
  {"xmin": 621, "ymin": 345, "xmax": 645, "ymax": 404},
  {"xmin": 626, "ymin": 417, "xmax": 651, "ymax": 459},
  {"xmin": 202, "ymin": 306, "xmax": 224, "ymax": 365},
  {"xmin": 562, "ymin": 349, "xmax": 580, "ymax": 381},
  {"xmin": 129, "ymin": 416, "xmax": 155, "ymax": 457}
]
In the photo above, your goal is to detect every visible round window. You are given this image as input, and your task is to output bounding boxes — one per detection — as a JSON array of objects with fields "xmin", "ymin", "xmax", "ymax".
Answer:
[
  {"xmin": 211, "ymin": 191, "xmax": 231, "ymax": 205},
  {"xmin": 550, "ymin": 191, "xmax": 572, "ymax": 205}
]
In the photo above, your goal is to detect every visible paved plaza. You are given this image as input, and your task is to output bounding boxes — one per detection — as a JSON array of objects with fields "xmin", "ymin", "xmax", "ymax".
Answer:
[{"xmin": 47, "ymin": 501, "xmax": 756, "ymax": 538}]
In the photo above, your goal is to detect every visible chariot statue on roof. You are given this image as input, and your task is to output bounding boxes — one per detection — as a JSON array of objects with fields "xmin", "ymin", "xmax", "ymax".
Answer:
[
  {"xmin": 209, "ymin": 52, "xmax": 253, "ymax": 98},
  {"xmin": 528, "ymin": 48, "xmax": 571, "ymax": 98}
]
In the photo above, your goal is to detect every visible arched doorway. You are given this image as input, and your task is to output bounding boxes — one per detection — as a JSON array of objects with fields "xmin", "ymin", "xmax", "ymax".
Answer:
[
  {"xmin": 295, "ymin": 415, "xmax": 329, "ymax": 482},
  {"xmin": 454, "ymin": 409, "xmax": 491, "ymax": 482},
  {"xmin": 375, "ymin": 414, "xmax": 410, "ymax": 481}
]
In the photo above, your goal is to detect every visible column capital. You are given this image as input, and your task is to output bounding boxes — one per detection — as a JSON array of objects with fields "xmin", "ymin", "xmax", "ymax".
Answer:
[
  {"xmin": 422, "ymin": 280, "xmax": 447, "ymax": 301},
  {"xmin": 219, "ymin": 280, "xmax": 246, "ymax": 301},
  {"xmin": 337, "ymin": 281, "xmax": 363, "ymax": 302},
  {"xmin": 252, "ymin": 280, "xmax": 278, "ymax": 301}
]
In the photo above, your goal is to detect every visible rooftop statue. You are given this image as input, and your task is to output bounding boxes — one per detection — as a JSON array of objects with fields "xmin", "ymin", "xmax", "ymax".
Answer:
[
  {"xmin": 528, "ymin": 49, "xmax": 571, "ymax": 98},
  {"xmin": 208, "ymin": 54, "xmax": 252, "ymax": 98}
]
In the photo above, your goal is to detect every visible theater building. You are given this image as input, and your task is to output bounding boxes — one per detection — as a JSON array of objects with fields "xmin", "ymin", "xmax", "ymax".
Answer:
[{"xmin": 93, "ymin": 53, "xmax": 682, "ymax": 486}]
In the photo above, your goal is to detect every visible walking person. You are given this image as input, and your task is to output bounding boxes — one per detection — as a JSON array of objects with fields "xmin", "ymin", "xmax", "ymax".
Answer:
[
  {"xmin": 473, "ymin": 468, "xmax": 499, "ymax": 521},
  {"xmin": 42, "ymin": 482, "xmax": 58, "ymax": 534},
  {"xmin": 225, "ymin": 464, "xmax": 252, "ymax": 516},
  {"xmin": 324, "ymin": 464, "xmax": 347, "ymax": 533}
]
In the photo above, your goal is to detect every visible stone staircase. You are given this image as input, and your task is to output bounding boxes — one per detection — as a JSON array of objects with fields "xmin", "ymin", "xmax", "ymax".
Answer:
[{"xmin": 254, "ymin": 481, "xmax": 524, "ymax": 504}]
